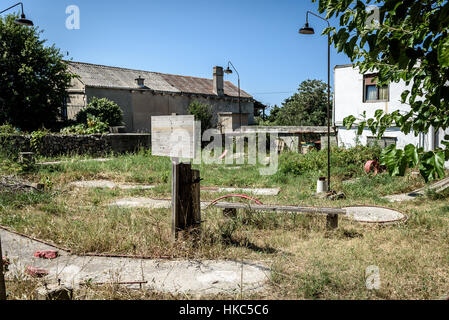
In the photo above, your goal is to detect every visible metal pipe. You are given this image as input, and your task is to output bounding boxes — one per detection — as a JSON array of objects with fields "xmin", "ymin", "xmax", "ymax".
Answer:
[
  {"xmin": 226, "ymin": 61, "xmax": 241, "ymax": 131},
  {"xmin": 0, "ymin": 2, "xmax": 24, "ymax": 15},
  {"xmin": 303, "ymin": 11, "xmax": 331, "ymax": 191}
]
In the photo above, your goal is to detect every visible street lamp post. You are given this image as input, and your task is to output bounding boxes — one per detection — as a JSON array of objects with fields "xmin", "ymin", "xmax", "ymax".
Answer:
[
  {"xmin": 224, "ymin": 61, "xmax": 242, "ymax": 131},
  {"xmin": 0, "ymin": 2, "xmax": 34, "ymax": 26},
  {"xmin": 299, "ymin": 11, "xmax": 332, "ymax": 191}
]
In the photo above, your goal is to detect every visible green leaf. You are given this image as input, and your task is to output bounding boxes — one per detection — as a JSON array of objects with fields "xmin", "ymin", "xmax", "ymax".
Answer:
[
  {"xmin": 401, "ymin": 90, "xmax": 410, "ymax": 103},
  {"xmin": 404, "ymin": 144, "xmax": 418, "ymax": 168},
  {"xmin": 419, "ymin": 151, "xmax": 446, "ymax": 182},
  {"xmin": 357, "ymin": 121, "xmax": 366, "ymax": 135},
  {"xmin": 343, "ymin": 115, "xmax": 356, "ymax": 129},
  {"xmin": 438, "ymin": 36, "xmax": 449, "ymax": 67},
  {"xmin": 374, "ymin": 109, "xmax": 384, "ymax": 121}
]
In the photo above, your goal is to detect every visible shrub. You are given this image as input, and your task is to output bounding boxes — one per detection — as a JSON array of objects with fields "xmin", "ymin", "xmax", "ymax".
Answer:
[
  {"xmin": 61, "ymin": 115, "xmax": 109, "ymax": 135},
  {"xmin": 76, "ymin": 97, "xmax": 123, "ymax": 127},
  {"xmin": 279, "ymin": 145, "xmax": 382, "ymax": 177},
  {"xmin": 188, "ymin": 101, "xmax": 212, "ymax": 133},
  {"xmin": 0, "ymin": 123, "xmax": 19, "ymax": 135}
]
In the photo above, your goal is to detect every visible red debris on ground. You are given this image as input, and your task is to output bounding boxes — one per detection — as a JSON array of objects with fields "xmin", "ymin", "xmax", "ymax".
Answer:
[
  {"xmin": 364, "ymin": 160, "xmax": 380, "ymax": 176},
  {"xmin": 34, "ymin": 250, "xmax": 59, "ymax": 260},
  {"xmin": 2, "ymin": 257, "xmax": 10, "ymax": 272},
  {"xmin": 25, "ymin": 266, "xmax": 49, "ymax": 278}
]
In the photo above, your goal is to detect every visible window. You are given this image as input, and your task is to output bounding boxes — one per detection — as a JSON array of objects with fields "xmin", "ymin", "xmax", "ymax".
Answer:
[
  {"xmin": 363, "ymin": 74, "xmax": 389, "ymax": 102},
  {"xmin": 367, "ymin": 136, "xmax": 397, "ymax": 148}
]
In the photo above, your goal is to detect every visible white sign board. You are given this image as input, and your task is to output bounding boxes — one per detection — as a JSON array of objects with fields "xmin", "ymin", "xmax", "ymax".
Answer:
[{"xmin": 151, "ymin": 115, "xmax": 197, "ymax": 159}]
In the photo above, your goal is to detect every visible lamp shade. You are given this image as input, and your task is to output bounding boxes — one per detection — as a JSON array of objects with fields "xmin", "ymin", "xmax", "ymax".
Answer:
[
  {"xmin": 299, "ymin": 23, "xmax": 314, "ymax": 35},
  {"xmin": 224, "ymin": 67, "xmax": 233, "ymax": 74},
  {"xmin": 14, "ymin": 14, "xmax": 33, "ymax": 26}
]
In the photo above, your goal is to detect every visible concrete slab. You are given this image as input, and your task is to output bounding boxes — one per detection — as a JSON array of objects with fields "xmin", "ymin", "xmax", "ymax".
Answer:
[
  {"xmin": 344, "ymin": 206, "xmax": 406, "ymax": 224},
  {"xmin": 110, "ymin": 198, "xmax": 171, "ymax": 209},
  {"xmin": 0, "ymin": 228, "xmax": 269, "ymax": 295},
  {"xmin": 109, "ymin": 198, "xmax": 212, "ymax": 210},
  {"xmin": 70, "ymin": 180, "xmax": 155, "ymax": 190},
  {"xmin": 39, "ymin": 158, "xmax": 112, "ymax": 165},
  {"xmin": 383, "ymin": 176, "xmax": 449, "ymax": 202},
  {"xmin": 383, "ymin": 192, "xmax": 422, "ymax": 203},
  {"xmin": 201, "ymin": 187, "xmax": 280, "ymax": 196}
]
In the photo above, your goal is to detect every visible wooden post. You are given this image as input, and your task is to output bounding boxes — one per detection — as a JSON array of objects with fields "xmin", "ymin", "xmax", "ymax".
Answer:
[
  {"xmin": 171, "ymin": 158, "xmax": 180, "ymax": 241},
  {"xmin": 191, "ymin": 169, "xmax": 201, "ymax": 231},
  {"xmin": 223, "ymin": 208, "xmax": 237, "ymax": 218},
  {"xmin": 0, "ymin": 236, "xmax": 6, "ymax": 300},
  {"xmin": 172, "ymin": 161, "xmax": 202, "ymax": 240},
  {"xmin": 326, "ymin": 214, "xmax": 338, "ymax": 230}
]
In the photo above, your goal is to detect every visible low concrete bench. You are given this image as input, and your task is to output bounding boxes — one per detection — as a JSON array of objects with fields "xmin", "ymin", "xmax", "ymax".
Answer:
[{"xmin": 213, "ymin": 202, "xmax": 346, "ymax": 230}]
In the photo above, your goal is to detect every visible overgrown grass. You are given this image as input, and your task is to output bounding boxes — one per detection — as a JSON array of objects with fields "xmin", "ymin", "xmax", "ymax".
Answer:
[{"xmin": 1, "ymin": 146, "xmax": 449, "ymax": 300}]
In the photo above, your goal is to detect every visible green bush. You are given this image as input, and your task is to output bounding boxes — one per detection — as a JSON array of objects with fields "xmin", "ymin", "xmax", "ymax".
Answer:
[
  {"xmin": 188, "ymin": 101, "xmax": 212, "ymax": 133},
  {"xmin": 0, "ymin": 123, "xmax": 19, "ymax": 135},
  {"xmin": 61, "ymin": 115, "xmax": 109, "ymax": 135},
  {"xmin": 76, "ymin": 97, "xmax": 123, "ymax": 127},
  {"xmin": 279, "ymin": 145, "xmax": 382, "ymax": 176}
]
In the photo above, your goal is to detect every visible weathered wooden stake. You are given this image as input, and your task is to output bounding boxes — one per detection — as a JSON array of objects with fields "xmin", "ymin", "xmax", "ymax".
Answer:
[
  {"xmin": 171, "ymin": 158, "xmax": 180, "ymax": 241},
  {"xmin": 223, "ymin": 208, "xmax": 237, "ymax": 218},
  {"xmin": 171, "ymin": 161, "xmax": 201, "ymax": 241},
  {"xmin": 0, "ymin": 236, "xmax": 7, "ymax": 300},
  {"xmin": 18, "ymin": 152, "xmax": 35, "ymax": 164},
  {"xmin": 191, "ymin": 169, "xmax": 201, "ymax": 236},
  {"xmin": 326, "ymin": 214, "xmax": 338, "ymax": 230}
]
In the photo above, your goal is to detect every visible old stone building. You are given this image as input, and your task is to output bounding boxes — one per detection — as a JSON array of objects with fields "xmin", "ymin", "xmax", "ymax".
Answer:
[{"xmin": 64, "ymin": 61, "xmax": 254, "ymax": 133}]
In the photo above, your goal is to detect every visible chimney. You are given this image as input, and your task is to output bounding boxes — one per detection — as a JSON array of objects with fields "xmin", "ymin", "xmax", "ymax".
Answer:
[
  {"xmin": 213, "ymin": 66, "xmax": 224, "ymax": 96},
  {"xmin": 135, "ymin": 76, "xmax": 145, "ymax": 88}
]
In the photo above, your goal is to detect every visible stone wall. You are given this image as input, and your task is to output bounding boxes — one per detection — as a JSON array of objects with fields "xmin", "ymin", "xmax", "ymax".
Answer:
[{"xmin": 0, "ymin": 133, "xmax": 151, "ymax": 157}]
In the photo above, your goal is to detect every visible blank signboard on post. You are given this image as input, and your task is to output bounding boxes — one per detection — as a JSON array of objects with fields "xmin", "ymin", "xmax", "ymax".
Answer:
[{"xmin": 151, "ymin": 115, "xmax": 197, "ymax": 159}]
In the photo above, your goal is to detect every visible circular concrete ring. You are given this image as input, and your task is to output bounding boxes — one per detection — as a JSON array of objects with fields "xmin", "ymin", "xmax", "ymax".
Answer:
[{"xmin": 343, "ymin": 205, "xmax": 407, "ymax": 225}]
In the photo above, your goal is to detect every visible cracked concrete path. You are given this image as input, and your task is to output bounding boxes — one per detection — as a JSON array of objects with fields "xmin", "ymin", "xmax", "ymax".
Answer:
[
  {"xmin": 38, "ymin": 158, "xmax": 112, "ymax": 166},
  {"xmin": 69, "ymin": 180, "xmax": 278, "ymax": 195},
  {"xmin": 201, "ymin": 187, "xmax": 280, "ymax": 196},
  {"xmin": 69, "ymin": 180, "xmax": 155, "ymax": 190},
  {"xmin": 0, "ymin": 229, "xmax": 270, "ymax": 296},
  {"xmin": 384, "ymin": 176, "xmax": 449, "ymax": 202},
  {"xmin": 109, "ymin": 198, "xmax": 212, "ymax": 209}
]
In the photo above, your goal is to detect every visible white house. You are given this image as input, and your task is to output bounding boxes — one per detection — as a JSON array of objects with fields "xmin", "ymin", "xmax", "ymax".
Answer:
[{"xmin": 333, "ymin": 64, "xmax": 448, "ymax": 152}]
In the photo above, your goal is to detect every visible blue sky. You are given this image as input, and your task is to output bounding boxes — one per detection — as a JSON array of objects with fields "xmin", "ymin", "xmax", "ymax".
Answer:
[{"xmin": 11, "ymin": 0, "xmax": 351, "ymax": 107}]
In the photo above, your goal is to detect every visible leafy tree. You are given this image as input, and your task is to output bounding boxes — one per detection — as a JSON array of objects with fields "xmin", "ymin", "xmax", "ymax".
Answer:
[
  {"xmin": 76, "ymin": 97, "xmax": 123, "ymax": 127},
  {"xmin": 274, "ymin": 79, "xmax": 330, "ymax": 126},
  {"xmin": 0, "ymin": 14, "xmax": 73, "ymax": 131},
  {"xmin": 188, "ymin": 101, "xmax": 212, "ymax": 133},
  {"xmin": 267, "ymin": 105, "xmax": 281, "ymax": 123},
  {"xmin": 316, "ymin": 0, "xmax": 449, "ymax": 182}
]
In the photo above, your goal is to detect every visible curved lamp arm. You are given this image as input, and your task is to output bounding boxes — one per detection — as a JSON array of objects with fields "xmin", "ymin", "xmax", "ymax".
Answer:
[
  {"xmin": 226, "ymin": 61, "xmax": 240, "ymax": 78},
  {"xmin": 0, "ymin": 2, "xmax": 24, "ymax": 15},
  {"xmin": 306, "ymin": 10, "xmax": 330, "ymax": 28}
]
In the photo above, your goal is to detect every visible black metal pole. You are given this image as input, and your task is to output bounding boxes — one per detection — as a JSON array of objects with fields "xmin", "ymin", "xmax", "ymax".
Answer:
[
  {"xmin": 327, "ymin": 33, "xmax": 331, "ymax": 191},
  {"xmin": 238, "ymin": 77, "xmax": 241, "ymax": 131},
  {"xmin": 0, "ymin": 2, "xmax": 23, "ymax": 15},
  {"xmin": 302, "ymin": 11, "xmax": 331, "ymax": 191}
]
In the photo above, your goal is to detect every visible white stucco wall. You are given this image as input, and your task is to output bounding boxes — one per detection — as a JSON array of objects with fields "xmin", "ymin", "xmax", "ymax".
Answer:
[
  {"xmin": 334, "ymin": 65, "xmax": 449, "ymax": 168},
  {"xmin": 334, "ymin": 65, "xmax": 412, "ymax": 126},
  {"xmin": 334, "ymin": 65, "xmax": 422, "ymax": 148}
]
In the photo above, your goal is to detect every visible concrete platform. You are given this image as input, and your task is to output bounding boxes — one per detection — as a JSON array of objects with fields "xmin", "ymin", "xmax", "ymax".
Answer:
[
  {"xmin": 201, "ymin": 187, "xmax": 280, "ymax": 196},
  {"xmin": 109, "ymin": 198, "xmax": 211, "ymax": 209},
  {"xmin": 70, "ymin": 180, "xmax": 155, "ymax": 190},
  {"xmin": 0, "ymin": 228, "xmax": 269, "ymax": 296},
  {"xmin": 384, "ymin": 176, "xmax": 449, "ymax": 202},
  {"xmin": 344, "ymin": 206, "xmax": 406, "ymax": 224}
]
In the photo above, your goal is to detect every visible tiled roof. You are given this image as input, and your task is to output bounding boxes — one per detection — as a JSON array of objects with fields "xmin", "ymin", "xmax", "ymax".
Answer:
[{"xmin": 66, "ymin": 61, "xmax": 252, "ymax": 99}]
